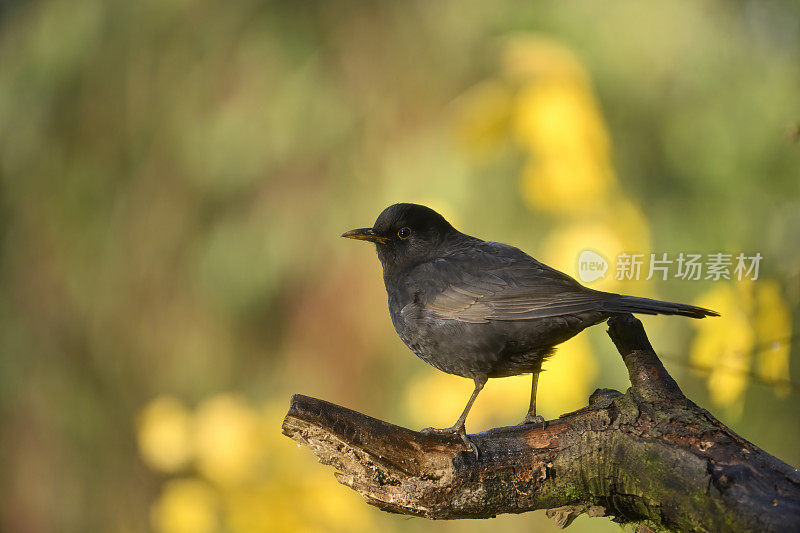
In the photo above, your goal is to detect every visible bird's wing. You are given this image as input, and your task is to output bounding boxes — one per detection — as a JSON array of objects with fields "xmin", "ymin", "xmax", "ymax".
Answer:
[{"xmin": 408, "ymin": 249, "xmax": 617, "ymax": 324}]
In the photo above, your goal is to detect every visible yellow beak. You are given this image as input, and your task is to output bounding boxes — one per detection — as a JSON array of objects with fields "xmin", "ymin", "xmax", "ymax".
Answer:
[{"xmin": 341, "ymin": 227, "xmax": 389, "ymax": 244}]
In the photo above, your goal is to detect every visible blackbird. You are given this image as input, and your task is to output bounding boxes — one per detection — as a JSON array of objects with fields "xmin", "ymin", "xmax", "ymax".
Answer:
[{"xmin": 342, "ymin": 203, "xmax": 718, "ymax": 449}]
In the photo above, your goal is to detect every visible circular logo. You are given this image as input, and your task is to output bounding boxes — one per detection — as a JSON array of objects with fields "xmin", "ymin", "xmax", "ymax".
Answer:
[{"xmin": 577, "ymin": 250, "xmax": 608, "ymax": 283}]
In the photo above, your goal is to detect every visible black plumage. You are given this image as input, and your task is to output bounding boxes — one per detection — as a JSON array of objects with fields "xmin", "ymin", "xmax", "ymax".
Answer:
[{"xmin": 342, "ymin": 203, "xmax": 718, "ymax": 447}]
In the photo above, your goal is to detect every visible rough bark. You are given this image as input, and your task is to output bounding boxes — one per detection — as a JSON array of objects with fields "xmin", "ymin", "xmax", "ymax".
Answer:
[{"xmin": 281, "ymin": 314, "xmax": 800, "ymax": 531}]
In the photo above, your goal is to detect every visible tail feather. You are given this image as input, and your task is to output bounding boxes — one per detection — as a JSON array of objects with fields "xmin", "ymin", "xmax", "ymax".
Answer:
[{"xmin": 602, "ymin": 295, "xmax": 719, "ymax": 319}]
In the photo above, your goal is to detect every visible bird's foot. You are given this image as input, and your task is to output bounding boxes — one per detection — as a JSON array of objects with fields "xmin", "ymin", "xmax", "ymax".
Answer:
[
  {"xmin": 420, "ymin": 425, "xmax": 479, "ymax": 458},
  {"xmin": 520, "ymin": 414, "xmax": 547, "ymax": 428}
]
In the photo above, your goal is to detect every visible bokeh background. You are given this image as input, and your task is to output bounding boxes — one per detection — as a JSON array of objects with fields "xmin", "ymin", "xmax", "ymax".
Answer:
[{"xmin": 1, "ymin": 1, "xmax": 799, "ymax": 532}]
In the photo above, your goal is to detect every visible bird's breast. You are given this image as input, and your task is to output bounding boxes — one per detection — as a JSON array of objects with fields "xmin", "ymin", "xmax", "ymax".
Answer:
[{"xmin": 386, "ymin": 287, "xmax": 550, "ymax": 378}]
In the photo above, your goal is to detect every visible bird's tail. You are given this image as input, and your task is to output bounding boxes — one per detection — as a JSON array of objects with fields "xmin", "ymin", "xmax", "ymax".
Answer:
[{"xmin": 601, "ymin": 295, "xmax": 719, "ymax": 319}]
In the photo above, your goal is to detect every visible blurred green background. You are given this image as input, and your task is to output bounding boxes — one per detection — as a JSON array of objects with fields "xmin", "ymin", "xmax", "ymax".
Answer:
[{"xmin": 1, "ymin": 1, "xmax": 799, "ymax": 532}]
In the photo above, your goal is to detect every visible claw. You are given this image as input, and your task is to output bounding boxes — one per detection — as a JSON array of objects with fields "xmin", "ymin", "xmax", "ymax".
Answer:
[
  {"xmin": 520, "ymin": 414, "xmax": 547, "ymax": 428},
  {"xmin": 420, "ymin": 425, "xmax": 479, "ymax": 458},
  {"xmin": 459, "ymin": 432, "xmax": 479, "ymax": 458}
]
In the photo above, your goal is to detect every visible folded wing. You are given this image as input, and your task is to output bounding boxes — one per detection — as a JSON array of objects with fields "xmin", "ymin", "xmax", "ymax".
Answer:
[
  {"xmin": 410, "ymin": 250, "xmax": 617, "ymax": 324},
  {"xmin": 410, "ymin": 248, "xmax": 717, "ymax": 324}
]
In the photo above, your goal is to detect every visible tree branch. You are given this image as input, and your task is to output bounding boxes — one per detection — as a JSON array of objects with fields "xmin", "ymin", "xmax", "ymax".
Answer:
[{"xmin": 282, "ymin": 314, "xmax": 800, "ymax": 531}]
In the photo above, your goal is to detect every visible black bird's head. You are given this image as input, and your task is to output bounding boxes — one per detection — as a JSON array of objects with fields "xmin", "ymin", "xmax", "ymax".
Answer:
[{"xmin": 342, "ymin": 203, "xmax": 460, "ymax": 273}]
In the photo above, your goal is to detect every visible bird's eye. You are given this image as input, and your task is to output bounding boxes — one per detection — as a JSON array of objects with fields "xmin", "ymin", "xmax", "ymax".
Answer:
[{"xmin": 397, "ymin": 227, "xmax": 411, "ymax": 239}]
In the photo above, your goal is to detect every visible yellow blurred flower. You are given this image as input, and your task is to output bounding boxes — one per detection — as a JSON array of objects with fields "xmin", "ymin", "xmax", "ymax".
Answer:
[
  {"xmin": 261, "ymin": 401, "xmax": 297, "ymax": 466},
  {"xmin": 691, "ymin": 283, "xmax": 754, "ymax": 416},
  {"xmin": 223, "ymin": 485, "xmax": 312, "ymax": 533},
  {"xmin": 691, "ymin": 280, "xmax": 792, "ymax": 414},
  {"xmin": 136, "ymin": 396, "xmax": 380, "ymax": 532},
  {"xmin": 304, "ymin": 479, "xmax": 374, "ymax": 532},
  {"xmin": 505, "ymin": 37, "xmax": 615, "ymax": 214},
  {"xmin": 137, "ymin": 396, "xmax": 192, "ymax": 473},
  {"xmin": 403, "ymin": 370, "xmax": 527, "ymax": 431},
  {"xmin": 537, "ymin": 334, "xmax": 597, "ymax": 418},
  {"xmin": 519, "ymin": 151, "xmax": 614, "ymax": 214},
  {"xmin": 755, "ymin": 281, "xmax": 791, "ymax": 398},
  {"xmin": 514, "ymin": 78, "xmax": 610, "ymax": 159},
  {"xmin": 515, "ymin": 80, "xmax": 615, "ymax": 213},
  {"xmin": 473, "ymin": 374, "xmax": 531, "ymax": 428},
  {"xmin": 151, "ymin": 478, "xmax": 218, "ymax": 533},
  {"xmin": 404, "ymin": 372, "xmax": 478, "ymax": 430},
  {"xmin": 194, "ymin": 394, "xmax": 261, "ymax": 487}
]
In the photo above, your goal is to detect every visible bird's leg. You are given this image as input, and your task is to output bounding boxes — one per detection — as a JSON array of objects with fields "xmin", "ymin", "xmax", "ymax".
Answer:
[
  {"xmin": 421, "ymin": 376, "xmax": 486, "ymax": 455},
  {"xmin": 521, "ymin": 364, "xmax": 546, "ymax": 426}
]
